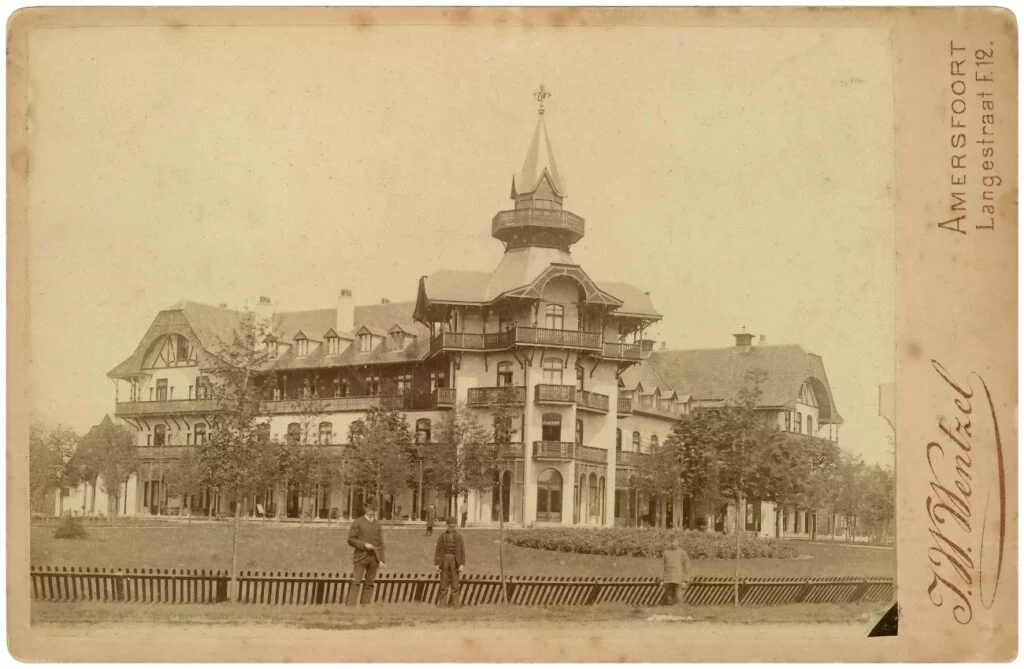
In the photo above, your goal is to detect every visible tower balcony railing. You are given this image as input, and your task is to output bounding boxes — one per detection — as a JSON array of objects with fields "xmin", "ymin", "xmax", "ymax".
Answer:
[
  {"xmin": 577, "ymin": 390, "xmax": 610, "ymax": 413},
  {"xmin": 575, "ymin": 444, "xmax": 608, "ymax": 464},
  {"xmin": 602, "ymin": 341, "xmax": 645, "ymax": 361},
  {"xmin": 533, "ymin": 441, "xmax": 576, "ymax": 460},
  {"xmin": 617, "ymin": 396, "xmax": 634, "ymax": 416},
  {"xmin": 492, "ymin": 442, "xmax": 525, "ymax": 459},
  {"xmin": 534, "ymin": 384, "xmax": 576, "ymax": 405},
  {"xmin": 115, "ymin": 398, "xmax": 221, "ymax": 417},
  {"xmin": 429, "ymin": 326, "xmax": 602, "ymax": 356},
  {"xmin": 467, "ymin": 385, "xmax": 527, "ymax": 406},
  {"xmin": 491, "ymin": 208, "xmax": 586, "ymax": 238}
]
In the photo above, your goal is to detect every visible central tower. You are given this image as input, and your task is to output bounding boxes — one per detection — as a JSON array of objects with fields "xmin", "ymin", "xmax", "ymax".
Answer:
[{"xmin": 491, "ymin": 85, "xmax": 586, "ymax": 253}]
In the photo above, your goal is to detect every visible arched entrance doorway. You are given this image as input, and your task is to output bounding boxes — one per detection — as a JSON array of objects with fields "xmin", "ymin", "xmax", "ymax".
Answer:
[
  {"xmin": 536, "ymin": 468, "xmax": 563, "ymax": 523},
  {"xmin": 490, "ymin": 469, "xmax": 512, "ymax": 522}
]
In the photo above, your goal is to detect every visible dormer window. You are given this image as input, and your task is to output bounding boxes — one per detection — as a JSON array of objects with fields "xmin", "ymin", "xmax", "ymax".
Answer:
[
  {"xmin": 295, "ymin": 336, "xmax": 309, "ymax": 357},
  {"xmin": 359, "ymin": 334, "xmax": 373, "ymax": 353},
  {"xmin": 327, "ymin": 335, "xmax": 341, "ymax": 355},
  {"xmin": 390, "ymin": 332, "xmax": 405, "ymax": 349}
]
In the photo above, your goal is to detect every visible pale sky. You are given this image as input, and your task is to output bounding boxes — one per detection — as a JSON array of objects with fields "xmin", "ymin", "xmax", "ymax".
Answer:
[{"xmin": 26, "ymin": 24, "xmax": 896, "ymax": 464}]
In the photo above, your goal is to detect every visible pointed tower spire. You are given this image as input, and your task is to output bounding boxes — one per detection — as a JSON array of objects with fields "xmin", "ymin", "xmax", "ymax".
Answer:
[{"xmin": 493, "ymin": 86, "xmax": 585, "ymax": 253}]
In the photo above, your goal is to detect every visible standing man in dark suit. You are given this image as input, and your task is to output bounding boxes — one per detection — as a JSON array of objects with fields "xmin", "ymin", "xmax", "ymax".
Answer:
[
  {"xmin": 434, "ymin": 516, "xmax": 466, "ymax": 607},
  {"xmin": 661, "ymin": 538, "xmax": 691, "ymax": 606},
  {"xmin": 347, "ymin": 499, "xmax": 386, "ymax": 606},
  {"xmin": 425, "ymin": 503, "xmax": 437, "ymax": 536}
]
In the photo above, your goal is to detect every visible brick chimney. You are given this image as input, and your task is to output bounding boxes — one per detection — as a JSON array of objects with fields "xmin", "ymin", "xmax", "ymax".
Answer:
[
  {"xmin": 336, "ymin": 289, "xmax": 354, "ymax": 336},
  {"xmin": 254, "ymin": 296, "xmax": 273, "ymax": 338},
  {"xmin": 733, "ymin": 332, "xmax": 755, "ymax": 347},
  {"xmin": 381, "ymin": 297, "xmax": 391, "ymax": 304}
]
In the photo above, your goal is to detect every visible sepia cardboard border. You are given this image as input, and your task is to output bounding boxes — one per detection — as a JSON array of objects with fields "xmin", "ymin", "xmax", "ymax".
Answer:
[{"xmin": 6, "ymin": 6, "xmax": 1018, "ymax": 662}]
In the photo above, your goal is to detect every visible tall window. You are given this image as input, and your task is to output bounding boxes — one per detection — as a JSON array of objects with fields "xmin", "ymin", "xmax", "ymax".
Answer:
[
  {"xmin": 632, "ymin": 431, "xmax": 641, "ymax": 451},
  {"xmin": 494, "ymin": 416, "xmax": 513, "ymax": 444},
  {"xmin": 807, "ymin": 416, "xmax": 814, "ymax": 435},
  {"xmin": 156, "ymin": 379, "xmax": 168, "ymax": 401},
  {"xmin": 496, "ymin": 362, "xmax": 514, "ymax": 387},
  {"xmin": 783, "ymin": 411, "xmax": 791, "ymax": 431},
  {"xmin": 366, "ymin": 376, "xmax": 380, "ymax": 396},
  {"xmin": 154, "ymin": 424, "xmax": 167, "ymax": 446},
  {"xmin": 359, "ymin": 334, "xmax": 372, "ymax": 353},
  {"xmin": 287, "ymin": 422, "xmax": 301, "ymax": 444},
  {"xmin": 575, "ymin": 366, "xmax": 584, "ymax": 391},
  {"xmin": 589, "ymin": 473, "xmax": 599, "ymax": 515},
  {"xmin": 396, "ymin": 374, "xmax": 412, "ymax": 394},
  {"xmin": 542, "ymin": 358, "xmax": 563, "ymax": 384},
  {"xmin": 575, "ymin": 419, "xmax": 584, "ymax": 445},
  {"xmin": 295, "ymin": 337, "xmax": 308, "ymax": 356},
  {"xmin": 319, "ymin": 421, "xmax": 333, "ymax": 445},
  {"xmin": 616, "ymin": 428, "xmax": 622, "ymax": 451},
  {"xmin": 327, "ymin": 336, "xmax": 341, "ymax": 355},
  {"xmin": 499, "ymin": 318, "xmax": 513, "ymax": 332},
  {"xmin": 796, "ymin": 412, "xmax": 802, "ymax": 433},
  {"xmin": 416, "ymin": 418, "xmax": 432, "ymax": 444},
  {"xmin": 430, "ymin": 371, "xmax": 447, "ymax": 391},
  {"xmin": 544, "ymin": 304, "xmax": 564, "ymax": 330},
  {"xmin": 196, "ymin": 375, "xmax": 210, "ymax": 399},
  {"xmin": 194, "ymin": 423, "xmax": 207, "ymax": 445},
  {"xmin": 542, "ymin": 413, "xmax": 562, "ymax": 442},
  {"xmin": 650, "ymin": 434, "xmax": 659, "ymax": 451}
]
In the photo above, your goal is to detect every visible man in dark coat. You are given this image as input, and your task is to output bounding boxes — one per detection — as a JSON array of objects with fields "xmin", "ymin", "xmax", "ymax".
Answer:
[
  {"xmin": 661, "ymin": 538, "xmax": 691, "ymax": 605},
  {"xmin": 347, "ymin": 500, "xmax": 386, "ymax": 606},
  {"xmin": 434, "ymin": 516, "xmax": 466, "ymax": 607},
  {"xmin": 425, "ymin": 503, "xmax": 437, "ymax": 536}
]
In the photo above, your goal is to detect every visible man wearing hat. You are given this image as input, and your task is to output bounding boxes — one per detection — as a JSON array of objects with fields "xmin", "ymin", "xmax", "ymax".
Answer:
[
  {"xmin": 347, "ymin": 499, "xmax": 386, "ymax": 606},
  {"xmin": 434, "ymin": 516, "xmax": 466, "ymax": 607}
]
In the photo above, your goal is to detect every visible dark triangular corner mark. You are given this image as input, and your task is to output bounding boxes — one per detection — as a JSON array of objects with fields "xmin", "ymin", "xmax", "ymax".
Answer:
[{"xmin": 868, "ymin": 602, "xmax": 899, "ymax": 637}]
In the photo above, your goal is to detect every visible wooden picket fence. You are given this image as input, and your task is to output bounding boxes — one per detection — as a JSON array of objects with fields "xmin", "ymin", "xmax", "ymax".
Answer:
[{"xmin": 30, "ymin": 566, "xmax": 894, "ymax": 608}]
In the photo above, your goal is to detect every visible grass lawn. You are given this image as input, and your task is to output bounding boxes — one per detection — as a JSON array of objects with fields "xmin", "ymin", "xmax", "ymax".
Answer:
[
  {"xmin": 31, "ymin": 522, "xmax": 894, "ymax": 578},
  {"xmin": 32, "ymin": 600, "xmax": 884, "ymax": 629}
]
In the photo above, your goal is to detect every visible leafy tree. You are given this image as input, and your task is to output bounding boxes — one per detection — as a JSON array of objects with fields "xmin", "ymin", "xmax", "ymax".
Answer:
[
  {"xmin": 346, "ymin": 407, "xmax": 413, "ymax": 518},
  {"xmin": 29, "ymin": 423, "xmax": 79, "ymax": 516},
  {"xmin": 423, "ymin": 403, "xmax": 492, "ymax": 513},
  {"xmin": 77, "ymin": 420, "xmax": 137, "ymax": 523},
  {"xmin": 163, "ymin": 446, "xmax": 207, "ymax": 523}
]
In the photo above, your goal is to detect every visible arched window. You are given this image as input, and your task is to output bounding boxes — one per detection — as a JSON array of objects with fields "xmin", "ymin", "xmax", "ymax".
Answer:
[
  {"xmin": 153, "ymin": 424, "xmax": 167, "ymax": 447},
  {"xmin": 287, "ymin": 422, "xmax": 301, "ymax": 444},
  {"xmin": 194, "ymin": 423, "xmax": 207, "ymax": 446},
  {"xmin": 416, "ymin": 418, "xmax": 432, "ymax": 444},
  {"xmin": 496, "ymin": 362, "xmax": 514, "ymax": 387},
  {"xmin": 575, "ymin": 419, "xmax": 584, "ymax": 445},
  {"xmin": 632, "ymin": 431, "xmax": 641, "ymax": 451},
  {"xmin": 575, "ymin": 366, "xmax": 584, "ymax": 391},
  {"xmin": 796, "ymin": 412, "xmax": 802, "ymax": 434},
  {"xmin": 542, "ymin": 358, "xmax": 563, "ymax": 385},
  {"xmin": 598, "ymin": 476, "xmax": 606, "ymax": 524},
  {"xmin": 542, "ymin": 413, "xmax": 562, "ymax": 442},
  {"xmin": 319, "ymin": 421, "xmax": 333, "ymax": 445},
  {"xmin": 616, "ymin": 428, "xmax": 622, "ymax": 451},
  {"xmin": 544, "ymin": 304, "xmax": 564, "ymax": 330},
  {"xmin": 650, "ymin": 434, "xmax": 659, "ymax": 450},
  {"xmin": 589, "ymin": 473, "xmax": 599, "ymax": 516},
  {"xmin": 807, "ymin": 416, "xmax": 814, "ymax": 435},
  {"xmin": 537, "ymin": 468, "xmax": 563, "ymax": 522}
]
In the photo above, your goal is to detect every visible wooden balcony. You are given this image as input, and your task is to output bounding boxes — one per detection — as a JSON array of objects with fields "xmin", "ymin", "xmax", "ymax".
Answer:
[
  {"xmin": 494, "ymin": 442, "xmax": 525, "ymax": 459},
  {"xmin": 577, "ymin": 390, "xmax": 610, "ymax": 414},
  {"xmin": 467, "ymin": 385, "xmax": 526, "ymax": 406},
  {"xmin": 575, "ymin": 445, "xmax": 608, "ymax": 464},
  {"xmin": 434, "ymin": 387, "xmax": 457, "ymax": 407},
  {"xmin": 115, "ymin": 398, "xmax": 220, "ymax": 417},
  {"xmin": 515, "ymin": 327, "xmax": 601, "ymax": 350},
  {"xmin": 615, "ymin": 450, "xmax": 649, "ymax": 467},
  {"xmin": 602, "ymin": 341, "xmax": 645, "ymax": 361},
  {"xmin": 534, "ymin": 384, "xmax": 576, "ymax": 405},
  {"xmin": 533, "ymin": 441, "xmax": 575, "ymax": 460},
  {"xmin": 491, "ymin": 208, "xmax": 585, "ymax": 239},
  {"xmin": 137, "ymin": 446, "xmax": 189, "ymax": 459},
  {"xmin": 263, "ymin": 395, "xmax": 398, "ymax": 414},
  {"xmin": 633, "ymin": 399, "xmax": 682, "ymax": 420},
  {"xmin": 617, "ymin": 396, "xmax": 633, "ymax": 416},
  {"xmin": 429, "ymin": 326, "xmax": 602, "ymax": 356}
]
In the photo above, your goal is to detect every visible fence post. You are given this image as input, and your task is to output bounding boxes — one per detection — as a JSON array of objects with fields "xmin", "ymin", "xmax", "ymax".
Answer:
[
  {"xmin": 216, "ymin": 571, "xmax": 229, "ymax": 603},
  {"xmin": 850, "ymin": 580, "xmax": 870, "ymax": 603},
  {"xmin": 115, "ymin": 568, "xmax": 126, "ymax": 602},
  {"xmin": 795, "ymin": 579, "xmax": 812, "ymax": 604},
  {"xmin": 584, "ymin": 580, "xmax": 603, "ymax": 605}
]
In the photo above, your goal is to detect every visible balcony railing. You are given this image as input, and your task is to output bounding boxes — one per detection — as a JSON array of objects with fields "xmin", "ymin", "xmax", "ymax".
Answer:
[
  {"xmin": 577, "ymin": 390, "xmax": 610, "ymax": 413},
  {"xmin": 491, "ymin": 208, "xmax": 585, "ymax": 237},
  {"xmin": 533, "ymin": 441, "xmax": 575, "ymax": 459},
  {"xmin": 494, "ymin": 442, "xmax": 525, "ymax": 459},
  {"xmin": 467, "ymin": 386, "xmax": 527, "ymax": 406},
  {"xmin": 137, "ymin": 446, "xmax": 189, "ymax": 459},
  {"xmin": 263, "ymin": 395, "xmax": 396, "ymax": 414},
  {"xmin": 430, "ymin": 326, "xmax": 602, "ymax": 356},
  {"xmin": 617, "ymin": 396, "xmax": 633, "ymax": 416},
  {"xmin": 534, "ymin": 384, "xmax": 576, "ymax": 404},
  {"xmin": 435, "ymin": 387, "xmax": 457, "ymax": 407},
  {"xmin": 615, "ymin": 450, "xmax": 649, "ymax": 467},
  {"xmin": 115, "ymin": 398, "xmax": 221, "ymax": 417},
  {"xmin": 602, "ymin": 341, "xmax": 644, "ymax": 361},
  {"xmin": 633, "ymin": 399, "xmax": 682, "ymax": 419},
  {"xmin": 575, "ymin": 445, "xmax": 608, "ymax": 464}
]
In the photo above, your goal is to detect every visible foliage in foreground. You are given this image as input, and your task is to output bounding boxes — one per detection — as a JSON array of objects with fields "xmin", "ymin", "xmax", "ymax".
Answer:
[
  {"xmin": 53, "ymin": 516, "xmax": 88, "ymax": 540},
  {"xmin": 504, "ymin": 528, "xmax": 799, "ymax": 560}
]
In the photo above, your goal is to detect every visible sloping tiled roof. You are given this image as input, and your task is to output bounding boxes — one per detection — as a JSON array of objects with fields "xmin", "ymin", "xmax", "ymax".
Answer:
[
  {"xmin": 354, "ymin": 301, "xmax": 422, "ymax": 336},
  {"xmin": 423, "ymin": 270, "xmax": 493, "ymax": 303},
  {"xmin": 646, "ymin": 345, "xmax": 843, "ymax": 424},
  {"xmin": 274, "ymin": 309, "xmax": 335, "ymax": 342},
  {"xmin": 619, "ymin": 360, "xmax": 674, "ymax": 394},
  {"xmin": 597, "ymin": 282, "xmax": 661, "ymax": 318}
]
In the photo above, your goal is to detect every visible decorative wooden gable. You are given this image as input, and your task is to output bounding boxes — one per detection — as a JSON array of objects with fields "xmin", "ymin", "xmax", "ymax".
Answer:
[{"xmin": 502, "ymin": 264, "xmax": 623, "ymax": 307}]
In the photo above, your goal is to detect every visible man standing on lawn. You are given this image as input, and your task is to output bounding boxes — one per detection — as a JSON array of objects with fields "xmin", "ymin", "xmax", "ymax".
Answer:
[
  {"xmin": 460, "ymin": 500, "xmax": 468, "ymax": 528},
  {"xmin": 347, "ymin": 499, "xmax": 386, "ymax": 606},
  {"xmin": 425, "ymin": 503, "xmax": 437, "ymax": 536},
  {"xmin": 661, "ymin": 538, "xmax": 690, "ymax": 606},
  {"xmin": 434, "ymin": 516, "xmax": 466, "ymax": 608}
]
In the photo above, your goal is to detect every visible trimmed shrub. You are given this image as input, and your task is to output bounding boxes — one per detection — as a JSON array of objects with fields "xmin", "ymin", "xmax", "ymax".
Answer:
[
  {"xmin": 54, "ymin": 516, "xmax": 88, "ymax": 540},
  {"xmin": 504, "ymin": 528, "xmax": 798, "ymax": 560}
]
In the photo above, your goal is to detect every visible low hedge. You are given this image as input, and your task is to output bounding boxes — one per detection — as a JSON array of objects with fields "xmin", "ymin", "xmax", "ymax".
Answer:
[
  {"xmin": 504, "ymin": 528, "xmax": 798, "ymax": 559},
  {"xmin": 54, "ymin": 516, "xmax": 88, "ymax": 540}
]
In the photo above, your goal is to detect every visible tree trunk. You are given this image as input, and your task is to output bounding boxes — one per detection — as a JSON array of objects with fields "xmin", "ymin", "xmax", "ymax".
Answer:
[
  {"xmin": 229, "ymin": 499, "xmax": 242, "ymax": 602},
  {"xmin": 58, "ymin": 482, "xmax": 64, "ymax": 517},
  {"xmin": 775, "ymin": 505, "xmax": 781, "ymax": 538},
  {"xmin": 811, "ymin": 513, "xmax": 817, "ymax": 541},
  {"xmin": 734, "ymin": 494, "xmax": 742, "ymax": 608},
  {"xmin": 498, "ymin": 475, "xmax": 508, "ymax": 605}
]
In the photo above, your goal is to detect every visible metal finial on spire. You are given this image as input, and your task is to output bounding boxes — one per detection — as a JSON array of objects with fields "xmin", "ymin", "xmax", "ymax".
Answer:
[{"xmin": 534, "ymin": 84, "xmax": 551, "ymax": 114}]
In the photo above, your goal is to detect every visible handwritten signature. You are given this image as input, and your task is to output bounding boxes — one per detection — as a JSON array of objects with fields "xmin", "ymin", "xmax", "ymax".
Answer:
[{"xmin": 926, "ymin": 360, "xmax": 1007, "ymax": 625}]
